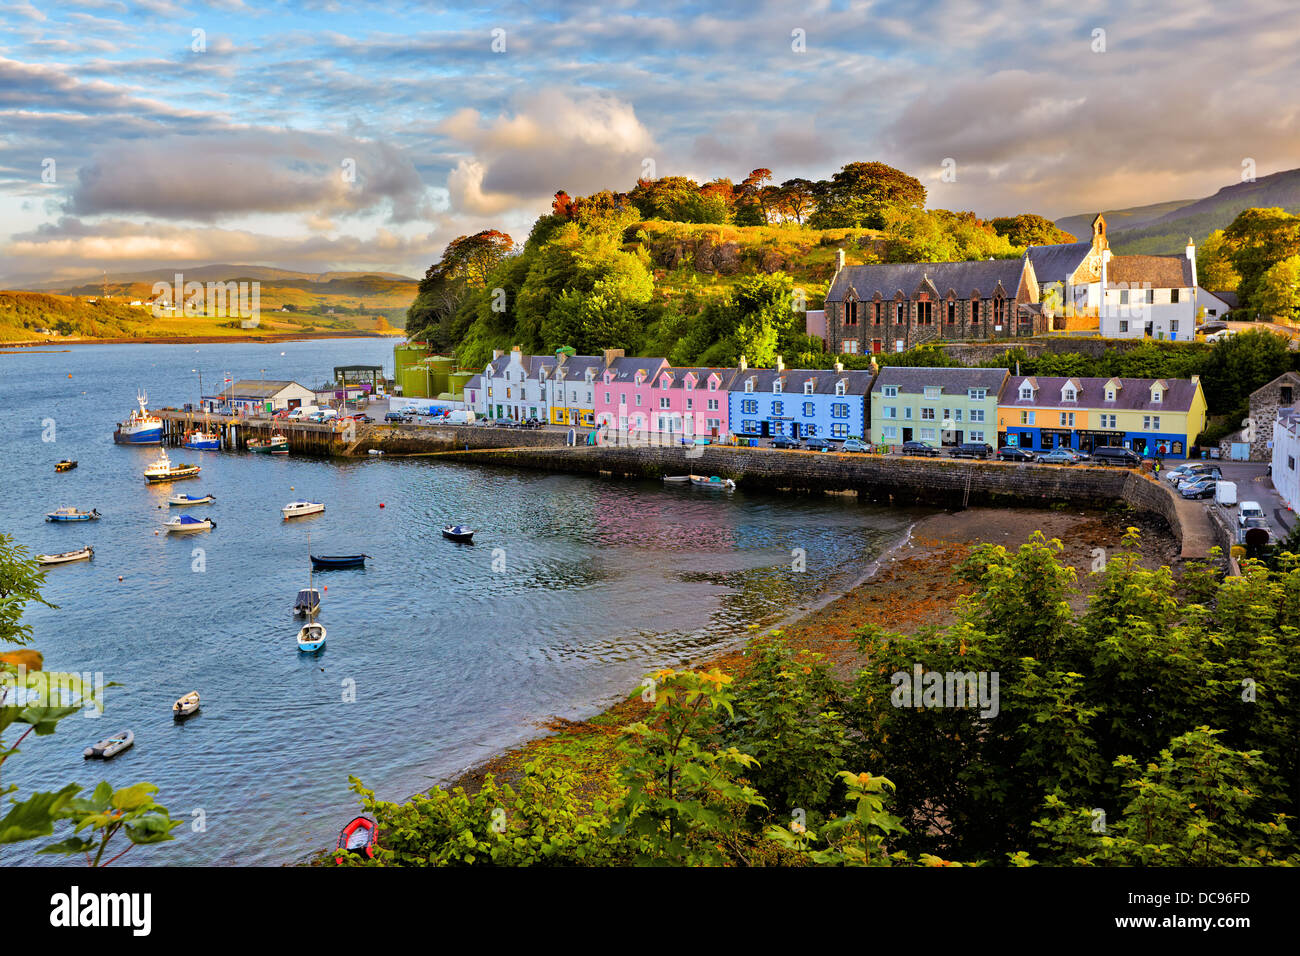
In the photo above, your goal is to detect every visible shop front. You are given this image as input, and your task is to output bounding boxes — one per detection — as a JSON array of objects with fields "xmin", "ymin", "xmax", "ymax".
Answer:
[{"xmin": 1076, "ymin": 429, "xmax": 1125, "ymax": 453}]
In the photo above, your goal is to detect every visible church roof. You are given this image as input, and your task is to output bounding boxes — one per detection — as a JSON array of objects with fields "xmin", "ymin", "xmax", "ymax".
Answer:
[{"xmin": 826, "ymin": 258, "xmax": 1028, "ymax": 303}]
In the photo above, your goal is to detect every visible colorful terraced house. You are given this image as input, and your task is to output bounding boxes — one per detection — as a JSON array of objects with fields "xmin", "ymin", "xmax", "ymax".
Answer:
[
  {"xmin": 728, "ymin": 357, "xmax": 872, "ymax": 441},
  {"xmin": 868, "ymin": 366, "xmax": 1009, "ymax": 449},
  {"xmin": 998, "ymin": 375, "xmax": 1208, "ymax": 458}
]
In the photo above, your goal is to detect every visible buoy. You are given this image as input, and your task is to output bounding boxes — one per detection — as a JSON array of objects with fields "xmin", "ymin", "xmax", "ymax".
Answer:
[
  {"xmin": 118, "ymin": 576, "xmax": 123, "ymax": 581},
  {"xmin": 67, "ymin": 373, "xmax": 72, "ymax": 378},
  {"xmin": 154, "ymin": 530, "xmax": 159, "ymax": 535},
  {"xmin": 379, "ymin": 502, "xmax": 385, "ymax": 508},
  {"xmin": 323, "ymin": 586, "xmax": 327, "ymax": 592}
]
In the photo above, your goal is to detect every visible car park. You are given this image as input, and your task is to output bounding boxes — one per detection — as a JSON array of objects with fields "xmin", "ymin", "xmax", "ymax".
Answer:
[
  {"xmin": 1091, "ymin": 446, "xmax": 1142, "ymax": 467},
  {"xmin": 998, "ymin": 446, "xmax": 1035, "ymax": 462},
  {"xmin": 840, "ymin": 439, "xmax": 868, "ymax": 453},
  {"xmin": 898, "ymin": 441, "xmax": 939, "ymax": 457},
  {"xmin": 802, "ymin": 437, "xmax": 834, "ymax": 452},
  {"xmin": 948, "ymin": 442, "xmax": 994, "ymax": 459}
]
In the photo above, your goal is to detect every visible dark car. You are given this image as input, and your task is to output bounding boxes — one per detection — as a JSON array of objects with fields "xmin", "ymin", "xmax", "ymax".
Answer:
[
  {"xmin": 998, "ymin": 446, "xmax": 1036, "ymax": 462},
  {"xmin": 1092, "ymin": 446, "xmax": 1143, "ymax": 467},
  {"xmin": 1180, "ymin": 478, "xmax": 1219, "ymax": 499},
  {"xmin": 899, "ymin": 441, "xmax": 939, "ymax": 457},
  {"xmin": 769, "ymin": 437, "xmax": 803, "ymax": 450},
  {"xmin": 803, "ymin": 437, "xmax": 834, "ymax": 452},
  {"xmin": 949, "ymin": 442, "xmax": 994, "ymax": 459},
  {"xmin": 352, "ymin": 413, "xmax": 373, "ymax": 423},
  {"xmin": 383, "ymin": 411, "xmax": 406, "ymax": 423}
]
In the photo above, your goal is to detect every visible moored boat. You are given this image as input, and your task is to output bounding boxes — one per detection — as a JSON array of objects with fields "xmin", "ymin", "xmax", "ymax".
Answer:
[
  {"xmin": 169, "ymin": 493, "xmax": 216, "ymax": 506},
  {"xmin": 143, "ymin": 450, "xmax": 201, "ymax": 483},
  {"xmin": 689, "ymin": 475, "xmax": 736, "ymax": 490},
  {"xmin": 164, "ymin": 514, "xmax": 215, "ymax": 533},
  {"xmin": 293, "ymin": 588, "xmax": 321, "ymax": 616},
  {"xmin": 335, "ymin": 816, "xmax": 377, "ymax": 862},
  {"xmin": 37, "ymin": 546, "xmax": 94, "ymax": 565},
  {"xmin": 297, "ymin": 621, "xmax": 326, "ymax": 652},
  {"xmin": 45, "ymin": 507, "xmax": 100, "ymax": 522},
  {"xmin": 113, "ymin": 390, "xmax": 163, "ymax": 445},
  {"xmin": 183, "ymin": 430, "xmax": 221, "ymax": 450},
  {"xmin": 282, "ymin": 500, "xmax": 325, "ymax": 519},
  {"xmin": 172, "ymin": 691, "xmax": 200, "ymax": 720},
  {"xmin": 248, "ymin": 434, "xmax": 289, "ymax": 454},
  {"xmin": 662, "ymin": 475, "xmax": 691, "ymax": 483},
  {"xmin": 441, "ymin": 525, "xmax": 475, "ymax": 543},
  {"xmin": 55, "ymin": 459, "xmax": 78, "ymax": 472},
  {"xmin": 84, "ymin": 730, "xmax": 134, "ymax": 759},
  {"xmin": 310, "ymin": 554, "xmax": 368, "ymax": 570}
]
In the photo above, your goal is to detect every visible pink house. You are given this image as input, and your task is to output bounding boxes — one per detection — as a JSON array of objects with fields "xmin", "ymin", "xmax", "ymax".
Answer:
[
  {"xmin": 594, "ymin": 358, "xmax": 736, "ymax": 441},
  {"xmin": 593, "ymin": 356, "xmax": 669, "ymax": 435}
]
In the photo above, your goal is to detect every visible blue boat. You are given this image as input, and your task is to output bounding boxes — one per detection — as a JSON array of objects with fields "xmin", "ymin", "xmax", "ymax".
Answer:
[
  {"xmin": 113, "ymin": 390, "xmax": 163, "ymax": 445},
  {"xmin": 310, "ymin": 554, "xmax": 369, "ymax": 570},
  {"xmin": 296, "ymin": 622, "xmax": 326, "ymax": 653},
  {"xmin": 46, "ymin": 508, "xmax": 100, "ymax": 522},
  {"xmin": 183, "ymin": 430, "xmax": 221, "ymax": 450}
]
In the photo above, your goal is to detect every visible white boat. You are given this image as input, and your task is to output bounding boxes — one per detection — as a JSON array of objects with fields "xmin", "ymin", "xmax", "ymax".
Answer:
[
  {"xmin": 297, "ymin": 621, "xmax": 326, "ymax": 653},
  {"xmin": 113, "ymin": 390, "xmax": 162, "ymax": 445},
  {"xmin": 172, "ymin": 691, "xmax": 200, "ymax": 720},
  {"xmin": 368, "ymin": 449, "xmax": 385, "ymax": 456},
  {"xmin": 164, "ymin": 514, "xmax": 216, "ymax": 533},
  {"xmin": 37, "ymin": 546, "xmax": 94, "ymax": 565},
  {"xmin": 144, "ymin": 449, "xmax": 201, "ymax": 483},
  {"xmin": 662, "ymin": 475, "xmax": 691, "ymax": 483},
  {"xmin": 169, "ymin": 493, "xmax": 216, "ymax": 506},
  {"xmin": 84, "ymin": 730, "xmax": 134, "ymax": 759},
  {"xmin": 282, "ymin": 500, "xmax": 325, "ymax": 519},
  {"xmin": 689, "ymin": 475, "xmax": 736, "ymax": 490}
]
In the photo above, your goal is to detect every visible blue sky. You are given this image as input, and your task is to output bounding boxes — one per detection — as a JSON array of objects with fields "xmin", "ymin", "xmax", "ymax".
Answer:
[{"xmin": 1, "ymin": 0, "xmax": 1297, "ymax": 284}]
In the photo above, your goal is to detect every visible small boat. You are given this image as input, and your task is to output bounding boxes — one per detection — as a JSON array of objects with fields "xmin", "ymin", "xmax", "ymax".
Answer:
[
  {"xmin": 248, "ymin": 434, "xmax": 289, "ymax": 454},
  {"xmin": 37, "ymin": 546, "xmax": 93, "ymax": 565},
  {"xmin": 55, "ymin": 459, "xmax": 78, "ymax": 472},
  {"xmin": 282, "ymin": 500, "xmax": 325, "ymax": 520},
  {"xmin": 689, "ymin": 475, "xmax": 736, "ymax": 491},
  {"xmin": 113, "ymin": 390, "xmax": 162, "ymax": 445},
  {"xmin": 441, "ymin": 525, "xmax": 475, "ymax": 543},
  {"xmin": 84, "ymin": 730, "xmax": 134, "ymax": 760},
  {"xmin": 143, "ymin": 450, "xmax": 200, "ymax": 483},
  {"xmin": 45, "ymin": 507, "xmax": 100, "ymax": 522},
  {"xmin": 172, "ymin": 691, "xmax": 200, "ymax": 720},
  {"xmin": 169, "ymin": 493, "xmax": 216, "ymax": 506},
  {"xmin": 293, "ymin": 588, "xmax": 321, "ymax": 616},
  {"xmin": 183, "ymin": 430, "xmax": 221, "ymax": 450},
  {"xmin": 297, "ymin": 621, "xmax": 326, "ymax": 652},
  {"xmin": 335, "ymin": 816, "xmax": 377, "ymax": 863},
  {"xmin": 367, "ymin": 449, "xmax": 385, "ymax": 456},
  {"xmin": 164, "ymin": 514, "xmax": 215, "ymax": 533},
  {"xmin": 662, "ymin": 475, "xmax": 691, "ymax": 483},
  {"xmin": 310, "ymin": 554, "xmax": 369, "ymax": 570}
]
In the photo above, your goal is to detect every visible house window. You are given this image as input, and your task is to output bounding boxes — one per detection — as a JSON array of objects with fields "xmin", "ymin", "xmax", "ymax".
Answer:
[
  {"xmin": 972, "ymin": 300, "xmax": 980, "ymax": 323},
  {"xmin": 1289, "ymin": 456, "xmax": 1296, "ymax": 471},
  {"xmin": 805, "ymin": 424, "xmax": 818, "ymax": 436},
  {"xmin": 920, "ymin": 428, "xmax": 936, "ymax": 441},
  {"xmin": 744, "ymin": 379, "xmax": 754, "ymax": 393},
  {"xmin": 707, "ymin": 399, "xmax": 719, "ymax": 411},
  {"xmin": 1120, "ymin": 321, "xmax": 1129, "ymax": 333},
  {"xmin": 686, "ymin": 398, "xmax": 694, "ymax": 410},
  {"xmin": 835, "ymin": 382, "xmax": 846, "ymax": 396},
  {"xmin": 604, "ymin": 392, "xmax": 611, "ymax": 404},
  {"xmin": 831, "ymin": 403, "xmax": 849, "ymax": 418},
  {"xmin": 947, "ymin": 301, "xmax": 956, "ymax": 323},
  {"xmin": 1120, "ymin": 290, "xmax": 1129, "ymax": 305},
  {"xmin": 968, "ymin": 388, "xmax": 986, "ymax": 401},
  {"xmin": 772, "ymin": 401, "xmax": 784, "ymax": 415},
  {"xmin": 1105, "ymin": 389, "xmax": 1115, "ymax": 401},
  {"xmin": 896, "ymin": 302, "xmax": 906, "ymax": 322},
  {"xmin": 921, "ymin": 408, "xmax": 935, "ymax": 420},
  {"xmin": 831, "ymin": 423, "xmax": 848, "ymax": 438},
  {"xmin": 774, "ymin": 381, "xmax": 783, "ymax": 394},
  {"xmin": 635, "ymin": 395, "xmax": 642, "ymax": 406},
  {"xmin": 883, "ymin": 425, "xmax": 898, "ymax": 440},
  {"xmin": 969, "ymin": 430, "xmax": 985, "ymax": 443},
  {"xmin": 803, "ymin": 402, "xmax": 815, "ymax": 417},
  {"xmin": 804, "ymin": 381, "xmax": 814, "ymax": 395},
  {"xmin": 882, "ymin": 386, "xmax": 899, "ymax": 398},
  {"xmin": 1063, "ymin": 388, "xmax": 1076, "ymax": 402},
  {"xmin": 970, "ymin": 409, "xmax": 985, "ymax": 423},
  {"xmin": 924, "ymin": 386, "xmax": 940, "ymax": 399},
  {"xmin": 1020, "ymin": 410, "xmax": 1035, "ymax": 426},
  {"xmin": 844, "ymin": 340, "xmax": 860, "ymax": 354},
  {"xmin": 1019, "ymin": 386, "xmax": 1034, "ymax": 400},
  {"xmin": 660, "ymin": 397, "xmax": 671, "ymax": 409},
  {"xmin": 708, "ymin": 380, "xmax": 717, "ymax": 391},
  {"xmin": 917, "ymin": 301, "xmax": 933, "ymax": 324},
  {"xmin": 772, "ymin": 421, "xmax": 785, "ymax": 436},
  {"xmin": 742, "ymin": 399, "xmax": 758, "ymax": 414},
  {"xmin": 993, "ymin": 297, "xmax": 1006, "ymax": 324},
  {"xmin": 873, "ymin": 303, "xmax": 882, "ymax": 325},
  {"xmin": 903, "ymin": 407, "xmax": 913, "ymax": 420},
  {"xmin": 1152, "ymin": 389, "xmax": 1162, "ymax": 403},
  {"xmin": 1100, "ymin": 414, "xmax": 1116, "ymax": 428},
  {"xmin": 1060, "ymin": 412, "xmax": 1075, "ymax": 426},
  {"xmin": 845, "ymin": 302, "xmax": 859, "ymax": 326},
  {"xmin": 743, "ymin": 420, "xmax": 758, "ymax": 433},
  {"xmin": 883, "ymin": 406, "xmax": 897, "ymax": 419},
  {"xmin": 1143, "ymin": 415, "xmax": 1161, "ymax": 429}
]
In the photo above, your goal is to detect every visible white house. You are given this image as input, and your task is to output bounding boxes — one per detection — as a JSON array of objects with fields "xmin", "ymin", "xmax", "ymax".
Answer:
[
  {"xmin": 480, "ymin": 347, "xmax": 555, "ymax": 422},
  {"xmin": 1099, "ymin": 239, "xmax": 1199, "ymax": 341},
  {"xmin": 204, "ymin": 379, "xmax": 315, "ymax": 415},
  {"xmin": 1197, "ymin": 288, "xmax": 1237, "ymax": 321},
  {"xmin": 1271, "ymin": 407, "xmax": 1300, "ymax": 513}
]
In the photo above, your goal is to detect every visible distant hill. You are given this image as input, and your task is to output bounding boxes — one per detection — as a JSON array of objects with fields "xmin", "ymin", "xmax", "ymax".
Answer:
[
  {"xmin": 1056, "ymin": 168, "xmax": 1300, "ymax": 255},
  {"xmin": 26, "ymin": 264, "xmax": 417, "ymax": 290}
]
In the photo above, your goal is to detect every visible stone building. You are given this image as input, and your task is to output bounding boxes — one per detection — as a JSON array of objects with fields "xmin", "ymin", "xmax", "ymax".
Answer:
[{"xmin": 1246, "ymin": 371, "xmax": 1300, "ymax": 460}]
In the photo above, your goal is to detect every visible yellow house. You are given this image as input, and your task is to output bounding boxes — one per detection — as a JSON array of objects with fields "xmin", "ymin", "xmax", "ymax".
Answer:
[
  {"xmin": 998, "ymin": 375, "xmax": 1208, "ymax": 458},
  {"xmin": 546, "ymin": 355, "xmax": 602, "ymax": 427}
]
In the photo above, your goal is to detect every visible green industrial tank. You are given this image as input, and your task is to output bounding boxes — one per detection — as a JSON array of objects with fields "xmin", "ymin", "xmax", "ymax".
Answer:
[
  {"xmin": 394, "ymin": 342, "xmax": 432, "ymax": 397},
  {"xmin": 423, "ymin": 355, "xmax": 455, "ymax": 397},
  {"xmin": 447, "ymin": 370, "xmax": 474, "ymax": 400}
]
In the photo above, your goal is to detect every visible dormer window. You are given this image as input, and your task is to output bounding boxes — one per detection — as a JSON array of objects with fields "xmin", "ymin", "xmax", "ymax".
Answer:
[
  {"xmin": 1019, "ymin": 385, "xmax": 1034, "ymax": 401},
  {"xmin": 708, "ymin": 378, "xmax": 718, "ymax": 391},
  {"xmin": 773, "ymin": 381, "xmax": 783, "ymax": 394},
  {"xmin": 1105, "ymin": 389, "xmax": 1116, "ymax": 401},
  {"xmin": 835, "ymin": 381, "xmax": 846, "ymax": 396},
  {"xmin": 804, "ymin": 381, "xmax": 814, "ymax": 395},
  {"xmin": 744, "ymin": 378, "xmax": 754, "ymax": 393},
  {"xmin": 685, "ymin": 377, "xmax": 694, "ymax": 390},
  {"xmin": 1063, "ymin": 387, "xmax": 1077, "ymax": 402},
  {"xmin": 1152, "ymin": 389, "xmax": 1163, "ymax": 404}
]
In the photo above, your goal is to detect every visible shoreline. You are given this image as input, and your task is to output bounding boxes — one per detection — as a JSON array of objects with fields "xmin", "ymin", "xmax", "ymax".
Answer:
[{"xmin": 0, "ymin": 330, "xmax": 405, "ymax": 350}]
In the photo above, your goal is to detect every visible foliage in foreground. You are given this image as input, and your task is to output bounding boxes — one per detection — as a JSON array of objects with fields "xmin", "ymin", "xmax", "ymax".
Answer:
[{"xmin": 346, "ymin": 531, "xmax": 1300, "ymax": 866}]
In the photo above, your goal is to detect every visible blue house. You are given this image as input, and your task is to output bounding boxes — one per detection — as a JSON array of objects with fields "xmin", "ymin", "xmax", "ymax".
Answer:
[{"xmin": 727, "ymin": 358, "xmax": 873, "ymax": 441}]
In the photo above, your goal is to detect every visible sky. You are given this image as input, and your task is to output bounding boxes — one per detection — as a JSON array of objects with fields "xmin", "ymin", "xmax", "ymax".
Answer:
[{"xmin": 1, "ymin": 0, "xmax": 1297, "ymax": 285}]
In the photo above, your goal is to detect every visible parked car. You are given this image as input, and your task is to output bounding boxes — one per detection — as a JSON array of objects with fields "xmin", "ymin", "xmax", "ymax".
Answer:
[
  {"xmin": 1180, "ymin": 478, "xmax": 1219, "ymax": 499},
  {"xmin": 949, "ymin": 442, "xmax": 994, "ymax": 460},
  {"xmin": 769, "ymin": 437, "xmax": 803, "ymax": 450},
  {"xmin": 1038, "ymin": 448, "xmax": 1085, "ymax": 465},
  {"xmin": 898, "ymin": 441, "xmax": 939, "ymax": 457},
  {"xmin": 1239, "ymin": 501, "xmax": 1266, "ymax": 527},
  {"xmin": 841, "ymin": 439, "xmax": 868, "ymax": 453},
  {"xmin": 1091, "ymin": 446, "xmax": 1143, "ymax": 467},
  {"xmin": 382, "ymin": 411, "xmax": 405, "ymax": 423},
  {"xmin": 803, "ymin": 437, "xmax": 834, "ymax": 452},
  {"xmin": 1167, "ymin": 462, "xmax": 1219, "ymax": 485},
  {"xmin": 1172, "ymin": 466, "xmax": 1222, "ymax": 488},
  {"xmin": 352, "ymin": 413, "xmax": 373, "ymax": 423},
  {"xmin": 998, "ymin": 446, "xmax": 1035, "ymax": 462}
]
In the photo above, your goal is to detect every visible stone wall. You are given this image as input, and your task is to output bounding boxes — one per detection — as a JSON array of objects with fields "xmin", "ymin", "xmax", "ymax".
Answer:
[{"xmin": 1247, "ymin": 372, "xmax": 1300, "ymax": 461}]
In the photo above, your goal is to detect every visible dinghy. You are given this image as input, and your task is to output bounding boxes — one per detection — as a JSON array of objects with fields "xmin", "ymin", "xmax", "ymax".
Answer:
[
  {"xmin": 55, "ymin": 459, "xmax": 78, "ymax": 472},
  {"xmin": 164, "ymin": 514, "xmax": 215, "ymax": 533},
  {"xmin": 84, "ymin": 730, "xmax": 134, "ymax": 759},
  {"xmin": 297, "ymin": 621, "xmax": 326, "ymax": 653},
  {"xmin": 169, "ymin": 493, "xmax": 216, "ymax": 506},
  {"xmin": 282, "ymin": 500, "xmax": 325, "ymax": 519},
  {"xmin": 45, "ymin": 507, "xmax": 100, "ymax": 522},
  {"xmin": 441, "ymin": 525, "xmax": 475, "ymax": 543},
  {"xmin": 335, "ymin": 816, "xmax": 377, "ymax": 862},
  {"xmin": 37, "ymin": 546, "xmax": 93, "ymax": 565},
  {"xmin": 662, "ymin": 475, "xmax": 691, "ymax": 483},
  {"xmin": 172, "ymin": 691, "xmax": 200, "ymax": 720},
  {"xmin": 690, "ymin": 475, "xmax": 736, "ymax": 491}
]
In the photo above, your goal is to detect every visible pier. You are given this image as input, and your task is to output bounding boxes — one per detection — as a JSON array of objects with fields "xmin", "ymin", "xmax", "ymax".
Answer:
[{"xmin": 155, "ymin": 407, "xmax": 353, "ymax": 455}]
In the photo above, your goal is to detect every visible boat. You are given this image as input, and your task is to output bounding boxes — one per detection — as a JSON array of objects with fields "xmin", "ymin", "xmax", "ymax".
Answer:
[
  {"xmin": 310, "ymin": 554, "xmax": 369, "ymax": 570},
  {"xmin": 172, "ymin": 691, "xmax": 200, "ymax": 720},
  {"xmin": 248, "ymin": 434, "xmax": 289, "ymax": 454},
  {"xmin": 662, "ymin": 475, "xmax": 691, "ymax": 483},
  {"xmin": 169, "ymin": 493, "xmax": 216, "ymax": 506},
  {"xmin": 164, "ymin": 514, "xmax": 215, "ymax": 533},
  {"xmin": 113, "ymin": 390, "xmax": 163, "ymax": 445},
  {"xmin": 441, "ymin": 525, "xmax": 475, "ymax": 543},
  {"xmin": 293, "ymin": 588, "xmax": 321, "ymax": 616},
  {"xmin": 36, "ymin": 546, "xmax": 93, "ymax": 565},
  {"xmin": 334, "ymin": 816, "xmax": 377, "ymax": 862},
  {"xmin": 689, "ymin": 475, "xmax": 736, "ymax": 491},
  {"xmin": 282, "ymin": 500, "xmax": 325, "ymax": 519},
  {"xmin": 143, "ymin": 450, "xmax": 200, "ymax": 483},
  {"xmin": 84, "ymin": 730, "xmax": 134, "ymax": 760},
  {"xmin": 367, "ymin": 449, "xmax": 385, "ymax": 456},
  {"xmin": 183, "ymin": 430, "xmax": 221, "ymax": 450},
  {"xmin": 297, "ymin": 621, "xmax": 326, "ymax": 652},
  {"xmin": 45, "ymin": 507, "xmax": 100, "ymax": 522},
  {"xmin": 55, "ymin": 459, "xmax": 77, "ymax": 472}
]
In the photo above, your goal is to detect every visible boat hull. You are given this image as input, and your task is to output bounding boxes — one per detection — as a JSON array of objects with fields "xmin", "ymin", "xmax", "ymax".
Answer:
[
  {"xmin": 282, "ymin": 503, "xmax": 325, "ymax": 519},
  {"xmin": 184, "ymin": 437, "xmax": 220, "ymax": 450},
  {"xmin": 113, "ymin": 426, "xmax": 162, "ymax": 445},
  {"xmin": 84, "ymin": 731, "xmax": 134, "ymax": 759},
  {"xmin": 37, "ymin": 547, "xmax": 94, "ymax": 565},
  {"xmin": 145, "ymin": 467, "xmax": 201, "ymax": 483},
  {"xmin": 46, "ymin": 513, "xmax": 98, "ymax": 522},
  {"xmin": 310, "ymin": 554, "xmax": 367, "ymax": 570}
]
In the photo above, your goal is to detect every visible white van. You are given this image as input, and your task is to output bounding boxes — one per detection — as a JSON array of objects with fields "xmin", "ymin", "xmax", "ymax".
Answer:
[
  {"xmin": 1239, "ymin": 501, "xmax": 1265, "ymax": 526},
  {"xmin": 1214, "ymin": 481, "xmax": 1238, "ymax": 506},
  {"xmin": 447, "ymin": 410, "xmax": 475, "ymax": 424},
  {"xmin": 288, "ymin": 405, "xmax": 317, "ymax": 420}
]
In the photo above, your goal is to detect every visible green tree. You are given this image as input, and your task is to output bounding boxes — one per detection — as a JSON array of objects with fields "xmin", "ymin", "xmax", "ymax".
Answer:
[
  {"xmin": 990, "ymin": 214, "xmax": 1077, "ymax": 247},
  {"xmin": 809, "ymin": 161, "xmax": 926, "ymax": 229},
  {"xmin": 1222, "ymin": 207, "xmax": 1300, "ymax": 308},
  {"xmin": 1197, "ymin": 228, "xmax": 1240, "ymax": 293},
  {"xmin": 1254, "ymin": 254, "xmax": 1300, "ymax": 320}
]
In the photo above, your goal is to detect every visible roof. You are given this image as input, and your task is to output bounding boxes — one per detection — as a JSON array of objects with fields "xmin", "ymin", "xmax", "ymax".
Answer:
[
  {"xmin": 215, "ymin": 379, "xmax": 306, "ymax": 398},
  {"xmin": 1004, "ymin": 375, "xmax": 1200, "ymax": 412},
  {"xmin": 1025, "ymin": 242, "xmax": 1093, "ymax": 287},
  {"xmin": 1211, "ymin": 290, "xmax": 1240, "ymax": 309},
  {"xmin": 826, "ymin": 258, "xmax": 1028, "ymax": 303},
  {"xmin": 729, "ymin": 367, "xmax": 874, "ymax": 395},
  {"xmin": 665, "ymin": 367, "xmax": 741, "ymax": 390},
  {"xmin": 548, "ymin": 355, "xmax": 604, "ymax": 380},
  {"xmin": 1250, "ymin": 371, "xmax": 1300, "ymax": 402},
  {"xmin": 464, "ymin": 374, "xmax": 482, "ymax": 390},
  {"xmin": 870, "ymin": 366, "xmax": 1008, "ymax": 395},
  {"xmin": 602, "ymin": 356, "xmax": 669, "ymax": 383},
  {"xmin": 1106, "ymin": 255, "xmax": 1194, "ymax": 289}
]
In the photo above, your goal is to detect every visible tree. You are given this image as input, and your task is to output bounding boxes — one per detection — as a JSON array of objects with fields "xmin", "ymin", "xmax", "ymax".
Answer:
[
  {"xmin": 1254, "ymin": 254, "xmax": 1300, "ymax": 320},
  {"xmin": 406, "ymin": 230, "xmax": 515, "ymax": 345},
  {"xmin": 809, "ymin": 161, "xmax": 926, "ymax": 229},
  {"xmin": 1197, "ymin": 229, "xmax": 1240, "ymax": 292},
  {"xmin": 1222, "ymin": 207, "xmax": 1300, "ymax": 308},
  {"xmin": 734, "ymin": 168, "xmax": 773, "ymax": 226},
  {"xmin": 990, "ymin": 214, "xmax": 1076, "ymax": 247},
  {"xmin": 776, "ymin": 178, "xmax": 816, "ymax": 224}
]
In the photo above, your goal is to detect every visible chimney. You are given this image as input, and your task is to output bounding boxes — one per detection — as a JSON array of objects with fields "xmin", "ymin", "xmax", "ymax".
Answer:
[
  {"xmin": 1186, "ymin": 236, "xmax": 1198, "ymax": 289},
  {"xmin": 835, "ymin": 249, "xmax": 845, "ymax": 272},
  {"xmin": 492, "ymin": 349, "xmax": 505, "ymax": 360},
  {"xmin": 834, "ymin": 360, "xmax": 844, "ymax": 373},
  {"xmin": 738, "ymin": 355, "xmax": 748, "ymax": 372},
  {"xmin": 602, "ymin": 348, "xmax": 625, "ymax": 367},
  {"xmin": 1015, "ymin": 360, "xmax": 1021, "ymax": 377},
  {"xmin": 775, "ymin": 355, "xmax": 784, "ymax": 373}
]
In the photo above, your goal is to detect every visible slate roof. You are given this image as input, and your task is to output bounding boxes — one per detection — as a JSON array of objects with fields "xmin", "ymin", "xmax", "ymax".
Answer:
[
  {"xmin": 1025, "ymin": 242, "xmax": 1093, "ymax": 287},
  {"xmin": 826, "ymin": 258, "xmax": 1029, "ymax": 303},
  {"xmin": 548, "ymin": 355, "xmax": 604, "ymax": 381},
  {"xmin": 1212, "ymin": 290, "xmax": 1240, "ymax": 309},
  {"xmin": 665, "ymin": 367, "xmax": 741, "ymax": 390},
  {"xmin": 602, "ymin": 356, "xmax": 669, "ymax": 384},
  {"xmin": 870, "ymin": 366, "xmax": 1008, "ymax": 395},
  {"xmin": 1106, "ymin": 255, "xmax": 1194, "ymax": 289},
  {"xmin": 217, "ymin": 380, "xmax": 305, "ymax": 398},
  {"xmin": 464, "ymin": 374, "xmax": 482, "ymax": 390},
  {"xmin": 1003, "ymin": 375, "xmax": 1199, "ymax": 412},
  {"xmin": 729, "ymin": 367, "xmax": 874, "ymax": 395}
]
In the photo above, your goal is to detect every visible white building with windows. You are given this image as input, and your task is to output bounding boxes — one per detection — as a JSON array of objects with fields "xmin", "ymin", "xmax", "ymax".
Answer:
[
  {"xmin": 1272, "ymin": 407, "xmax": 1300, "ymax": 513},
  {"xmin": 1099, "ymin": 240, "xmax": 1199, "ymax": 341},
  {"xmin": 479, "ymin": 347, "xmax": 555, "ymax": 422}
]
